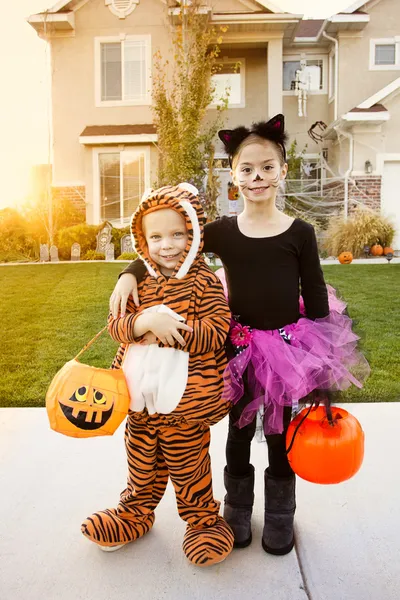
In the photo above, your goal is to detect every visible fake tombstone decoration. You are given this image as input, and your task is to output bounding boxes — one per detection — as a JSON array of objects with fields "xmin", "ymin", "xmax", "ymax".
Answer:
[
  {"xmin": 71, "ymin": 242, "xmax": 81, "ymax": 261},
  {"xmin": 40, "ymin": 244, "xmax": 49, "ymax": 262},
  {"xmin": 96, "ymin": 223, "xmax": 112, "ymax": 254},
  {"xmin": 105, "ymin": 243, "xmax": 115, "ymax": 261},
  {"xmin": 121, "ymin": 234, "xmax": 133, "ymax": 255},
  {"xmin": 50, "ymin": 245, "xmax": 59, "ymax": 263}
]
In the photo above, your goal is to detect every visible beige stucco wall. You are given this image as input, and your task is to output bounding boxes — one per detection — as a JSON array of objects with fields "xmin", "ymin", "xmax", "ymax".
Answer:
[
  {"xmin": 283, "ymin": 94, "xmax": 330, "ymax": 154},
  {"xmin": 51, "ymin": 0, "xmax": 170, "ymax": 185},
  {"xmin": 337, "ymin": 0, "xmax": 400, "ymax": 115},
  {"xmin": 207, "ymin": 46, "xmax": 269, "ymax": 154}
]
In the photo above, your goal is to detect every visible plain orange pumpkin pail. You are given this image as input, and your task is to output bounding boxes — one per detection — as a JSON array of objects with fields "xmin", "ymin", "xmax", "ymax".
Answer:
[{"xmin": 286, "ymin": 406, "xmax": 364, "ymax": 484}]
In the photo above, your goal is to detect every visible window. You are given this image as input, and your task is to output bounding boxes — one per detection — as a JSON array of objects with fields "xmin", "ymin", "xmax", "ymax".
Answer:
[
  {"xmin": 283, "ymin": 56, "xmax": 327, "ymax": 94},
  {"xmin": 370, "ymin": 38, "xmax": 400, "ymax": 70},
  {"xmin": 95, "ymin": 35, "xmax": 151, "ymax": 106},
  {"xmin": 375, "ymin": 44, "xmax": 395, "ymax": 65},
  {"xmin": 96, "ymin": 148, "xmax": 150, "ymax": 226},
  {"xmin": 210, "ymin": 59, "xmax": 245, "ymax": 107}
]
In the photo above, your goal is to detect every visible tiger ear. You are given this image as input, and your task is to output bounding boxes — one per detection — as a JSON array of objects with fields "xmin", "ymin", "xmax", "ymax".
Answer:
[
  {"xmin": 141, "ymin": 188, "xmax": 154, "ymax": 203},
  {"xmin": 218, "ymin": 130, "xmax": 233, "ymax": 145},
  {"xmin": 178, "ymin": 182, "xmax": 199, "ymax": 196},
  {"xmin": 266, "ymin": 114, "xmax": 285, "ymax": 134}
]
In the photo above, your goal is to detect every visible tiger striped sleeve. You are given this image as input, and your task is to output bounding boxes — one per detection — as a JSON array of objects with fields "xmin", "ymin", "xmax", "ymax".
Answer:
[
  {"xmin": 107, "ymin": 296, "xmax": 141, "ymax": 344},
  {"xmin": 182, "ymin": 279, "xmax": 231, "ymax": 355}
]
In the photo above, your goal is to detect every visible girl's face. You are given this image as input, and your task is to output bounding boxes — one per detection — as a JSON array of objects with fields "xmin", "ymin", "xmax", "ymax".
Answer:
[
  {"xmin": 231, "ymin": 140, "xmax": 287, "ymax": 205},
  {"xmin": 142, "ymin": 209, "xmax": 188, "ymax": 276}
]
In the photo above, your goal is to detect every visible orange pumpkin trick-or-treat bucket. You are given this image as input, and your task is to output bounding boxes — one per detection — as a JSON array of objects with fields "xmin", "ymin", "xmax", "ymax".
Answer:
[
  {"xmin": 46, "ymin": 326, "xmax": 130, "ymax": 438},
  {"xmin": 286, "ymin": 405, "xmax": 364, "ymax": 484}
]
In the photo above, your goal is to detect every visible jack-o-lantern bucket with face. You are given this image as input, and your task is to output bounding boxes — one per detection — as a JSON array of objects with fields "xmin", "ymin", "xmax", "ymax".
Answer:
[{"xmin": 46, "ymin": 327, "xmax": 130, "ymax": 438}]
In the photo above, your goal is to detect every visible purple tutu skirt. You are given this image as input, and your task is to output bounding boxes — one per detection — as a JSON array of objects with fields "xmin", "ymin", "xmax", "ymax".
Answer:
[{"xmin": 217, "ymin": 271, "xmax": 370, "ymax": 436}]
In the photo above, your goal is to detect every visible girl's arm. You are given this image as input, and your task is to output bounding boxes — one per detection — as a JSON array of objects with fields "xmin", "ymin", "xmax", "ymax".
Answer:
[{"xmin": 299, "ymin": 225, "xmax": 329, "ymax": 319}]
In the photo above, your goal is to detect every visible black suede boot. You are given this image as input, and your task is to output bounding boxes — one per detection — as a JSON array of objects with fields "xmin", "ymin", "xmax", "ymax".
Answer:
[
  {"xmin": 262, "ymin": 469, "xmax": 296, "ymax": 555},
  {"xmin": 223, "ymin": 465, "xmax": 254, "ymax": 548}
]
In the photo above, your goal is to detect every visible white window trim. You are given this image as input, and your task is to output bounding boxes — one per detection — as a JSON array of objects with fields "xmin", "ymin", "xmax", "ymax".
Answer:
[
  {"xmin": 282, "ymin": 54, "xmax": 328, "ymax": 96},
  {"xmin": 94, "ymin": 34, "xmax": 152, "ymax": 107},
  {"xmin": 369, "ymin": 38, "xmax": 400, "ymax": 71},
  {"xmin": 328, "ymin": 49, "xmax": 336, "ymax": 103},
  {"xmin": 92, "ymin": 146, "xmax": 151, "ymax": 226},
  {"xmin": 209, "ymin": 58, "xmax": 246, "ymax": 109}
]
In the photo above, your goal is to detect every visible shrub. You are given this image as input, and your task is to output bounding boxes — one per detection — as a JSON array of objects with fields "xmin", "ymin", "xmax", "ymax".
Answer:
[
  {"xmin": 324, "ymin": 206, "xmax": 395, "ymax": 258},
  {"xmin": 111, "ymin": 226, "xmax": 131, "ymax": 258},
  {"xmin": 0, "ymin": 208, "xmax": 37, "ymax": 261},
  {"xmin": 56, "ymin": 223, "xmax": 103, "ymax": 260},
  {"xmin": 82, "ymin": 250, "xmax": 105, "ymax": 261},
  {"xmin": 116, "ymin": 252, "xmax": 138, "ymax": 261}
]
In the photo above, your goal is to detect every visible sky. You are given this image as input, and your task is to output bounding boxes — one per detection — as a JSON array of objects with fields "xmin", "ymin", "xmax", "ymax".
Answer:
[{"xmin": 0, "ymin": 0, "xmax": 354, "ymax": 209}]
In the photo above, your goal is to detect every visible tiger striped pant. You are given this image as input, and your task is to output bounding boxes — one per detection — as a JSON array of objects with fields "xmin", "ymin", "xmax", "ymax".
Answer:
[
  {"xmin": 119, "ymin": 414, "xmax": 221, "ymax": 528},
  {"xmin": 82, "ymin": 414, "xmax": 234, "ymax": 564}
]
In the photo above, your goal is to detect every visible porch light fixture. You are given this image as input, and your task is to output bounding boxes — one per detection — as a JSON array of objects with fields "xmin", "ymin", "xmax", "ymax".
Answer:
[{"xmin": 364, "ymin": 160, "xmax": 373, "ymax": 174}]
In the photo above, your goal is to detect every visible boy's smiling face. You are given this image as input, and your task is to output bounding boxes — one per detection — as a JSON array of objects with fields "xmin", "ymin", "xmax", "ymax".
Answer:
[{"xmin": 142, "ymin": 208, "xmax": 188, "ymax": 276}]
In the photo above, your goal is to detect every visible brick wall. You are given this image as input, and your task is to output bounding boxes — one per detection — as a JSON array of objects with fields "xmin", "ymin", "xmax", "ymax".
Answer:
[
  {"xmin": 319, "ymin": 176, "xmax": 382, "ymax": 211},
  {"xmin": 52, "ymin": 186, "xmax": 86, "ymax": 213},
  {"xmin": 350, "ymin": 176, "xmax": 381, "ymax": 211}
]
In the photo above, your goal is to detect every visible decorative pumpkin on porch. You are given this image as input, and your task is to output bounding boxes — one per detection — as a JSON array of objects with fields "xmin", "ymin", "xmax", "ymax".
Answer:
[
  {"xmin": 338, "ymin": 251, "xmax": 353, "ymax": 264},
  {"xmin": 46, "ymin": 327, "xmax": 130, "ymax": 438},
  {"xmin": 371, "ymin": 244, "xmax": 384, "ymax": 256},
  {"xmin": 286, "ymin": 406, "xmax": 364, "ymax": 484},
  {"xmin": 383, "ymin": 247, "xmax": 394, "ymax": 256}
]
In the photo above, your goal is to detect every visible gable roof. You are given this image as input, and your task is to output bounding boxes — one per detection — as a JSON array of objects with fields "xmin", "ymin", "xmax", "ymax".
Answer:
[
  {"xmin": 43, "ymin": 0, "xmax": 286, "ymax": 14},
  {"xmin": 357, "ymin": 77, "xmax": 400, "ymax": 109},
  {"xmin": 293, "ymin": 19, "xmax": 324, "ymax": 40},
  {"xmin": 340, "ymin": 0, "xmax": 382, "ymax": 13}
]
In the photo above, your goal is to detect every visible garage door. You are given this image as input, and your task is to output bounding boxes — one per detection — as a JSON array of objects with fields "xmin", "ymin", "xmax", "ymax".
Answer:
[{"xmin": 382, "ymin": 161, "xmax": 400, "ymax": 251}]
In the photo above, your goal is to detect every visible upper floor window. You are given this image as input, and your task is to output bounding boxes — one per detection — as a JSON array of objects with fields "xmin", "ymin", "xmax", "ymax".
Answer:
[
  {"xmin": 370, "ymin": 38, "xmax": 400, "ymax": 70},
  {"xmin": 210, "ymin": 59, "xmax": 245, "ymax": 108},
  {"xmin": 283, "ymin": 56, "xmax": 327, "ymax": 95},
  {"xmin": 95, "ymin": 35, "xmax": 151, "ymax": 107}
]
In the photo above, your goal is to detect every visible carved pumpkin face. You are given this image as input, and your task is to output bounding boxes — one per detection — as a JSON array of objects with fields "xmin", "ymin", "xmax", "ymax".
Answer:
[
  {"xmin": 46, "ymin": 360, "xmax": 130, "ymax": 438},
  {"xmin": 286, "ymin": 406, "xmax": 364, "ymax": 484},
  {"xmin": 338, "ymin": 252, "xmax": 353, "ymax": 264}
]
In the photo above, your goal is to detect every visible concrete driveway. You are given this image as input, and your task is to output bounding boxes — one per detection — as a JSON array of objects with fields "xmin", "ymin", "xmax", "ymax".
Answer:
[{"xmin": 0, "ymin": 404, "xmax": 399, "ymax": 600}]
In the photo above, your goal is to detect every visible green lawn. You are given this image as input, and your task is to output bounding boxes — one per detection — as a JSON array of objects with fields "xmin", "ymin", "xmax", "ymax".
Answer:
[{"xmin": 0, "ymin": 263, "xmax": 399, "ymax": 407}]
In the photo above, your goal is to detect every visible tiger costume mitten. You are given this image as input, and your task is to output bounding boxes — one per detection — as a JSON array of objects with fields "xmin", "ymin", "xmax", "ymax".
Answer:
[{"xmin": 81, "ymin": 183, "xmax": 234, "ymax": 566}]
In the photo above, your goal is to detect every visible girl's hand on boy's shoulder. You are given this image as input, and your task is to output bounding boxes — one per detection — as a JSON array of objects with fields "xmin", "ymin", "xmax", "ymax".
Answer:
[{"xmin": 110, "ymin": 273, "xmax": 139, "ymax": 318}]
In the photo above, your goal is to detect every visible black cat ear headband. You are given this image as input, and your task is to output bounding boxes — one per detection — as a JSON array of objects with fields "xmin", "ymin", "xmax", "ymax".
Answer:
[{"xmin": 218, "ymin": 114, "xmax": 288, "ymax": 167}]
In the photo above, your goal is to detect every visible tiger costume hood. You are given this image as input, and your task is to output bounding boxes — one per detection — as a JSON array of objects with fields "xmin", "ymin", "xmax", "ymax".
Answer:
[{"xmin": 130, "ymin": 182, "xmax": 204, "ymax": 280}]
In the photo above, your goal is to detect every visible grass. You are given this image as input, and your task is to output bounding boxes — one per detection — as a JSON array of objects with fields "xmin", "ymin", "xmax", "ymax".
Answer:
[{"xmin": 0, "ymin": 263, "xmax": 399, "ymax": 407}]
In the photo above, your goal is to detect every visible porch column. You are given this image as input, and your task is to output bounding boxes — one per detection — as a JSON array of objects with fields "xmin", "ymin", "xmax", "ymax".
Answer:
[{"xmin": 267, "ymin": 37, "xmax": 283, "ymax": 116}]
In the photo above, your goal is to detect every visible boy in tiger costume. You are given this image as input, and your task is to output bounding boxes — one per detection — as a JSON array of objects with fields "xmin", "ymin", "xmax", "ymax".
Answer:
[{"xmin": 81, "ymin": 183, "xmax": 234, "ymax": 566}]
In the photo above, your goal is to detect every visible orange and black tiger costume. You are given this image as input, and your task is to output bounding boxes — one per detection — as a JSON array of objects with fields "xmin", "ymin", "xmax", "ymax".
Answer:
[{"xmin": 81, "ymin": 183, "xmax": 234, "ymax": 566}]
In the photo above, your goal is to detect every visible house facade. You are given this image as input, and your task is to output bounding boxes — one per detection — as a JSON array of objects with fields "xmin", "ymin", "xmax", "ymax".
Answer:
[{"xmin": 28, "ymin": 0, "xmax": 400, "ymax": 250}]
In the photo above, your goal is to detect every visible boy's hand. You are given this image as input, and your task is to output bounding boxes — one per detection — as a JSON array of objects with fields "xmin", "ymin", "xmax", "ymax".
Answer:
[
  {"xmin": 139, "ymin": 332, "xmax": 158, "ymax": 345},
  {"xmin": 110, "ymin": 273, "xmax": 139, "ymax": 318},
  {"xmin": 146, "ymin": 313, "xmax": 193, "ymax": 347}
]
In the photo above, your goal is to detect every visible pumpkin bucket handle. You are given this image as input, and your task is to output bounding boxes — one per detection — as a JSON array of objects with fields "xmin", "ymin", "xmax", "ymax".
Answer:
[
  {"xmin": 286, "ymin": 390, "xmax": 334, "ymax": 455},
  {"xmin": 74, "ymin": 325, "xmax": 109, "ymax": 362}
]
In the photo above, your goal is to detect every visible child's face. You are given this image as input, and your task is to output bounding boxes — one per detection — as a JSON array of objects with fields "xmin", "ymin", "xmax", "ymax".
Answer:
[
  {"xmin": 142, "ymin": 209, "xmax": 188, "ymax": 276},
  {"xmin": 232, "ymin": 140, "xmax": 287, "ymax": 205}
]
